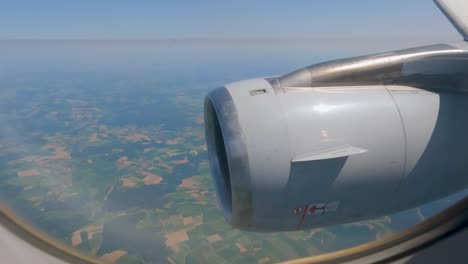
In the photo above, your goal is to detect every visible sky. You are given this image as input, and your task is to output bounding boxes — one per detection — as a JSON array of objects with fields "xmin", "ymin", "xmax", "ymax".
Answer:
[{"xmin": 0, "ymin": 0, "xmax": 461, "ymax": 41}]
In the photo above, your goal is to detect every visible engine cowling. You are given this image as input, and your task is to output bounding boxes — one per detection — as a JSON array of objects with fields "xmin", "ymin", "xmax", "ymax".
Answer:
[{"xmin": 204, "ymin": 44, "xmax": 468, "ymax": 231}]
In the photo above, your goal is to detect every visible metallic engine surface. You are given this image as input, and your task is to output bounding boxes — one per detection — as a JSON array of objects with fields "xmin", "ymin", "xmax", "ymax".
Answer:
[
  {"xmin": 204, "ymin": 43, "xmax": 468, "ymax": 231},
  {"xmin": 271, "ymin": 44, "xmax": 468, "ymax": 93}
]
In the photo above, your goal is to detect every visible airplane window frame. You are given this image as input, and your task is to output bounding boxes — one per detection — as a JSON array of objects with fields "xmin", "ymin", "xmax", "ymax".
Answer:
[{"xmin": 0, "ymin": 194, "xmax": 466, "ymax": 264}]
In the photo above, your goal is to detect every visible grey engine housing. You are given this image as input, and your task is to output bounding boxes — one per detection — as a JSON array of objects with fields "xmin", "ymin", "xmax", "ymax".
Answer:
[{"xmin": 204, "ymin": 43, "xmax": 468, "ymax": 231}]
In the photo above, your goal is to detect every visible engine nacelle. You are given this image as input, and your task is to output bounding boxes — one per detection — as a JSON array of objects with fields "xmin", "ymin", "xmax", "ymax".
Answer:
[{"xmin": 204, "ymin": 44, "xmax": 468, "ymax": 231}]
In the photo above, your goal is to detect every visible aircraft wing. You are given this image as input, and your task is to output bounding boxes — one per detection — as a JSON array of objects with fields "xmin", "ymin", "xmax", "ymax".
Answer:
[{"xmin": 434, "ymin": 0, "xmax": 468, "ymax": 41}]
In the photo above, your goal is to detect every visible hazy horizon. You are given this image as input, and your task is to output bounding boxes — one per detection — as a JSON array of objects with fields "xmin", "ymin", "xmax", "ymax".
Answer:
[
  {"xmin": 1, "ymin": 36, "xmax": 459, "ymax": 78},
  {"xmin": 0, "ymin": 1, "xmax": 461, "ymax": 41}
]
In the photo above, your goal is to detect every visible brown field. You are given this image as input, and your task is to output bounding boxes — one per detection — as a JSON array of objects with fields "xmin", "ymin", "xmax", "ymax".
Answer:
[
  {"xmin": 143, "ymin": 147, "xmax": 154, "ymax": 153},
  {"xmin": 164, "ymin": 230, "xmax": 189, "ymax": 252},
  {"xmin": 117, "ymin": 156, "xmax": 135, "ymax": 169},
  {"xmin": 173, "ymin": 157, "xmax": 189, "ymax": 165},
  {"xmin": 125, "ymin": 133, "xmax": 151, "ymax": 142},
  {"xmin": 88, "ymin": 133, "xmax": 99, "ymax": 143},
  {"xmin": 70, "ymin": 231, "xmax": 81, "ymax": 246},
  {"xmin": 236, "ymin": 243, "xmax": 247, "ymax": 253},
  {"xmin": 160, "ymin": 215, "xmax": 183, "ymax": 227},
  {"xmin": 188, "ymin": 191, "xmax": 208, "ymax": 205},
  {"xmin": 17, "ymin": 169, "xmax": 39, "ymax": 177},
  {"xmin": 99, "ymin": 250, "xmax": 128, "ymax": 263},
  {"xmin": 166, "ymin": 138, "xmax": 183, "ymax": 145},
  {"xmin": 179, "ymin": 177, "xmax": 200, "ymax": 189},
  {"xmin": 121, "ymin": 178, "xmax": 138, "ymax": 188},
  {"xmin": 195, "ymin": 115, "xmax": 204, "ymax": 125},
  {"xmin": 189, "ymin": 191, "xmax": 201, "ymax": 199},
  {"xmin": 206, "ymin": 234, "xmax": 222, "ymax": 243},
  {"xmin": 154, "ymin": 159, "xmax": 174, "ymax": 174},
  {"xmin": 160, "ymin": 164, "xmax": 174, "ymax": 173},
  {"xmin": 140, "ymin": 171, "xmax": 163, "ymax": 185},
  {"xmin": 166, "ymin": 149, "xmax": 180, "ymax": 157},
  {"xmin": 183, "ymin": 215, "xmax": 203, "ymax": 227},
  {"xmin": 20, "ymin": 145, "xmax": 71, "ymax": 162},
  {"xmin": 71, "ymin": 224, "xmax": 103, "ymax": 246},
  {"xmin": 158, "ymin": 148, "xmax": 171, "ymax": 153},
  {"xmin": 42, "ymin": 144, "xmax": 71, "ymax": 160}
]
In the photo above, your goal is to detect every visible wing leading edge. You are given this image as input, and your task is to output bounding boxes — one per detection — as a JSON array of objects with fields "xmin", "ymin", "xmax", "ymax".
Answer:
[{"xmin": 434, "ymin": 0, "xmax": 468, "ymax": 41}]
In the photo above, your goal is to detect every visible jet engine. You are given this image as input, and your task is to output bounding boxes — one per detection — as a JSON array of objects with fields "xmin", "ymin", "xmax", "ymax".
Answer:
[{"xmin": 204, "ymin": 44, "xmax": 468, "ymax": 231}]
